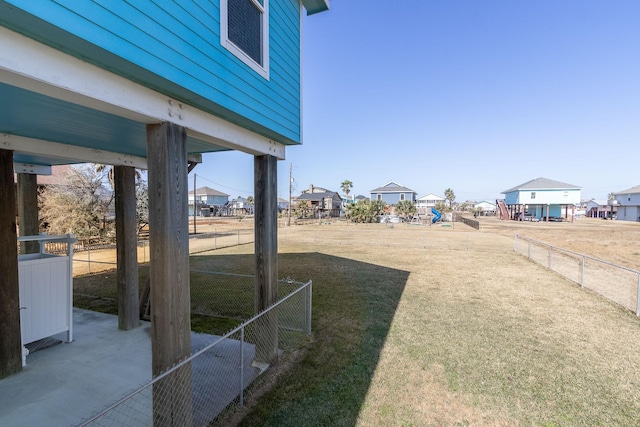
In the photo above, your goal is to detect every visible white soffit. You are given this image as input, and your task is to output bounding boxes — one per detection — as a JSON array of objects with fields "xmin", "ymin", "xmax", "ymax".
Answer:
[
  {"xmin": 0, "ymin": 26, "xmax": 285, "ymax": 159},
  {"xmin": 14, "ymin": 162, "xmax": 52, "ymax": 175},
  {"xmin": 2, "ymin": 134, "xmax": 147, "ymax": 169}
]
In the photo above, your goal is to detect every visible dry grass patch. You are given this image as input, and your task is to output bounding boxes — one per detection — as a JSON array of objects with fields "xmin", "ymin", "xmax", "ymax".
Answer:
[
  {"xmin": 71, "ymin": 219, "xmax": 640, "ymax": 425},
  {"xmin": 238, "ymin": 222, "xmax": 640, "ymax": 426}
]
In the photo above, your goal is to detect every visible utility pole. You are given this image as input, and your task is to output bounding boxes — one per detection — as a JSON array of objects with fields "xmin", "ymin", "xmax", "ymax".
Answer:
[
  {"xmin": 193, "ymin": 173, "xmax": 197, "ymax": 235},
  {"xmin": 288, "ymin": 163, "xmax": 292, "ymax": 226}
]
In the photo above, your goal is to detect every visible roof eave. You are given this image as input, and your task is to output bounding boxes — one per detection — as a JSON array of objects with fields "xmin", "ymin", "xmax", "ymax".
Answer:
[{"xmin": 303, "ymin": 0, "xmax": 330, "ymax": 15}]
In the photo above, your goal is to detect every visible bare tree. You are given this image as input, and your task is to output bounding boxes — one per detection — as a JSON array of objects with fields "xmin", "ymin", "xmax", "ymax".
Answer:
[{"xmin": 39, "ymin": 165, "xmax": 113, "ymax": 240}]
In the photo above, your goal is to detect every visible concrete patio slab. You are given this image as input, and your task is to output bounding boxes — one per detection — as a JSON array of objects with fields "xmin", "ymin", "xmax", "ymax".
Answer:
[{"xmin": 0, "ymin": 309, "xmax": 260, "ymax": 427}]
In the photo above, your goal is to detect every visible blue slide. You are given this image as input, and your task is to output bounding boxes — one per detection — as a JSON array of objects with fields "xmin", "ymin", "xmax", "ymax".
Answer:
[{"xmin": 431, "ymin": 208, "xmax": 442, "ymax": 224}]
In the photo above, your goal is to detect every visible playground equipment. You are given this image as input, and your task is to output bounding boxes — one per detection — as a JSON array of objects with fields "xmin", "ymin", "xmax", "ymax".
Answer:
[{"xmin": 431, "ymin": 208, "xmax": 442, "ymax": 224}]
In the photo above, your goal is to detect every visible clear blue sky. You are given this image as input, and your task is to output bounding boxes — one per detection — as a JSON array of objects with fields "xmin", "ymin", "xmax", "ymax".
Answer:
[{"xmin": 195, "ymin": 0, "xmax": 640, "ymax": 203}]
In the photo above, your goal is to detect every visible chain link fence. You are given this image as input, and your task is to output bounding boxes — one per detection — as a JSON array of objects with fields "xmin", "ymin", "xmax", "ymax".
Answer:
[
  {"xmin": 71, "ymin": 229, "xmax": 255, "ymax": 275},
  {"xmin": 79, "ymin": 275, "xmax": 312, "ymax": 427},
  {"xmin": 514, "ymin": 234, "xmax": 640, "ymax": 315}
]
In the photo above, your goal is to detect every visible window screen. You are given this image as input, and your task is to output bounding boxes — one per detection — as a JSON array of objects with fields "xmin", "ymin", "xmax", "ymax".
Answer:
[{"xmin": 228, "ymin": 0, "xmax": 262, "ymax": 65}]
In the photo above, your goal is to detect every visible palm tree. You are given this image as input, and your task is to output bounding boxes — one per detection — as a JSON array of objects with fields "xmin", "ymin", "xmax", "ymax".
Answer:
[
  {"xmin": 444, "ymin": 188, "xmax": 455, "ymax": 209},
  {"xmin": 340, "ymin": 180, "xmax": 353, "ymax": 197}
]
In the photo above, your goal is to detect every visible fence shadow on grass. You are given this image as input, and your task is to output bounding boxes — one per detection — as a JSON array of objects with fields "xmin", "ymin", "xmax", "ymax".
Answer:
[
  {"xmin": 231, "ymin": 252, "xmax": 410, "ymax": 426},
  {"xmin": 73, "ymin": 251, "xmax": 409, "ymax": 425}
]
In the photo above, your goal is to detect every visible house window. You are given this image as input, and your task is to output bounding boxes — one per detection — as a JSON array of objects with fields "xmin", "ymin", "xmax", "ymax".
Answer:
[
  {"xmin": 377, "ymin": 194, "xmax": 382, "ymax": 201},
  {"xmin": 400, "ymin": 193, "xmax": 405, "ymax": 201},
  {"xmin": 221, "ymin": 0, "xmax": 269, "ymax": 79},
  {"xmin": 531, "ymin": 192, "xmax": 536, "ymax": 200}
]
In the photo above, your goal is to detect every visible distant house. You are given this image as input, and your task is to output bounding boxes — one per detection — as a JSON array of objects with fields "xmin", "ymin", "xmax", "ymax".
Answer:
[
  {"xmin": 228, "ymin": 197, "xmax": 253, "ymax": 216},
  {"xmin": 188, "ymin": 186, "xmax": 229, "ymax": 216},
  {"xmin": 297, "ymin": 184, "xmax": 342, "ymax": 217},
  {"xmin": 474, "ymin": 201, "xmax": 496, "ymax": 215},
  {"xmin": 370, "ymin": 181, "xmax": 417, "ymax": 206},
  {"xmin": 585, "ymin": 199, "xmax": 617, "ymax": 219},
  {"xmin": 416, "ymin": 193, "xmax": 445, "ymax": 214},
  {"xmin": 501, "ymin": 177, "xmax": 581, "ymax": 221},
  {"xmin": 340, "ymin": 194, "xmax": 356, "ymax": 207},
  {"xmin": 277, "ymin": 198, "xmax": 289, "ymax": 213},
  {"xmin": 613, "ymin": 185, "xmax": 640, "ymax": 222}
]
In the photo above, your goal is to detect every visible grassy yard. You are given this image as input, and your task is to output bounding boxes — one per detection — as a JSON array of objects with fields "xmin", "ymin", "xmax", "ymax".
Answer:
[{"xmin": 73, "ymin": 220, "xmax": 640, "ymax": 425}]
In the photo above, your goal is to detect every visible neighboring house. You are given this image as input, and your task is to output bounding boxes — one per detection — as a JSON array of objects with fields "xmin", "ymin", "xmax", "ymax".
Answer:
[
  {"xmin": 502, "ymin": 177, "xmax": 581, "ymax": 221},
  {"xmin": 370, "ymin": 181, "xmax": 417, "ymax": 205},
  {"xmin": 277, "ymin": 198, "xmax": 289, "ymax": 213},
  {"xmin": 188, "ymin": 186, "xmax": 229, "ymax": 216},
  {"xmin": 474, "ymin": 201, "xmax": 496, "ymax": 215},
  {"xmin": 585, "ymin": 199, "xmax": 617, "ymax": 219},
  {"xmin": 613, "ymin": 185, "xmax": 640, "ymax": 222},
  {"xmin": 340, "ymin": 194, "xmax": 356, "ymax": 207},
  {"xmin": 228, "ymin": 196, "xmax": 253, "ymax": 216},
  {"xmin": 416, "ymin": 193, "xmax": 445, "ymax": 214},
  {"xmin": 297, "ymin": 185, "xmax": 342, "ymax": 217}
]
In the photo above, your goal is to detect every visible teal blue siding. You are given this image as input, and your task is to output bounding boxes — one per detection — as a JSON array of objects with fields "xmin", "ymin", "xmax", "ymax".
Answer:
[{"xmin": 1, "ymin": 0, "xmax": 303, "ymax": 145}]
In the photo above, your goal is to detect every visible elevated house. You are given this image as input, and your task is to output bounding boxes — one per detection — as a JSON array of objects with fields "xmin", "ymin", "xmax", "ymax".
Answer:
[
  {"xmin": 500, "ymin": 177, "xmax": 581, "ymax": 222},
  {"xmin": 416, "ymin": 193, "xmax": 445, "ymax": 215},
  {"xmin": 0, "ymin": 0, "xmax": 329, "ymax": 423},
  {"xmin": 228, "ymin": 196, "xmax": 254, "ymax": 216},
  {"xmin": 585, "ymin": 199, "xmax": 617, "ymax": 219},
  {"xmin": 370, "ymin": 181, "xmax": 417, "ymax": 206},
  {"xmin": 297, "ymin": 184, "xmax": 342, "ymax": 217},
  {"xmin": 188, "ymin": 186, "xmax": 229, "ymax": 216},
  {"xmin": 613, "ymin": 185, "xmax": 640, "ymax": 222}
]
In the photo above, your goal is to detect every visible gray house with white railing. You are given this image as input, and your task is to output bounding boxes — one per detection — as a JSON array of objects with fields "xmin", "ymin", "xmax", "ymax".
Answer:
[{"xmin": 613, "ymin": 185, "xmax": 640, "ymax": 222}]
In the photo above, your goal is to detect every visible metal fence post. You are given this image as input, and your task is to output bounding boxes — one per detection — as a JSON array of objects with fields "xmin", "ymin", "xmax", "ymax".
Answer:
[
  {"xmin": 237, "ymin": 230, "xmax": 240, "ymax": 245},
  {"xmin": 87, "ymin": 239, "xmax": 91, "ymax": 274},
  {"xmin": 636, "ymin": 274, "xmax": 640, "ymax": 317},
  {"xmin": 307, "ymin": 281, "xmax": 313, "ymax": 336},
  {"xmin": 214, "ymin": 228, "xmax": 217, "ymax": 250},
  {"xmin": 240, "ymin": 326, "xmax": 245, "ymax": 406}
]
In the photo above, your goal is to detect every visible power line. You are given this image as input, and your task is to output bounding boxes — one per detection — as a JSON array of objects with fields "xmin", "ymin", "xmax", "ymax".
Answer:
[{"xmin": 193, "ymin": 173, "xmax": 252, "ymax": 195}]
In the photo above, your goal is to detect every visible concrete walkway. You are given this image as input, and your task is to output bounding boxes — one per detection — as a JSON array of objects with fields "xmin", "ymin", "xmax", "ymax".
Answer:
[{"xmin": 0, "ymin": 309, "xmax": 259, "ymax": 426}]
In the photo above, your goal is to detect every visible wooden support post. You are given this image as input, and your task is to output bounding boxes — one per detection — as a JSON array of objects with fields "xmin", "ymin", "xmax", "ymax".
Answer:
[
  {"xmin": 17, "ymin": 173, "xmax": 39, "ymax": 254},
  {"xmin": 546, "ymin": 205, "xmax": 549, "ymax": 222},
  {"xmin": 0, "ymin": 149, "xmax": 22, "ymax": 378},
  {"xmin": 572, "ymin": 205, "xmax": 575, "ymax": 223},
  {"xmin": 146, "ymin": 122, "xmax": 192, "ymax": 426},
  {"xmin": 254, "ymin": 154, "xmax": 278, "ymax": 366},
  {"xmin": 115, "ymin": 165, "xmax": 140, "ymax": 331}
]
